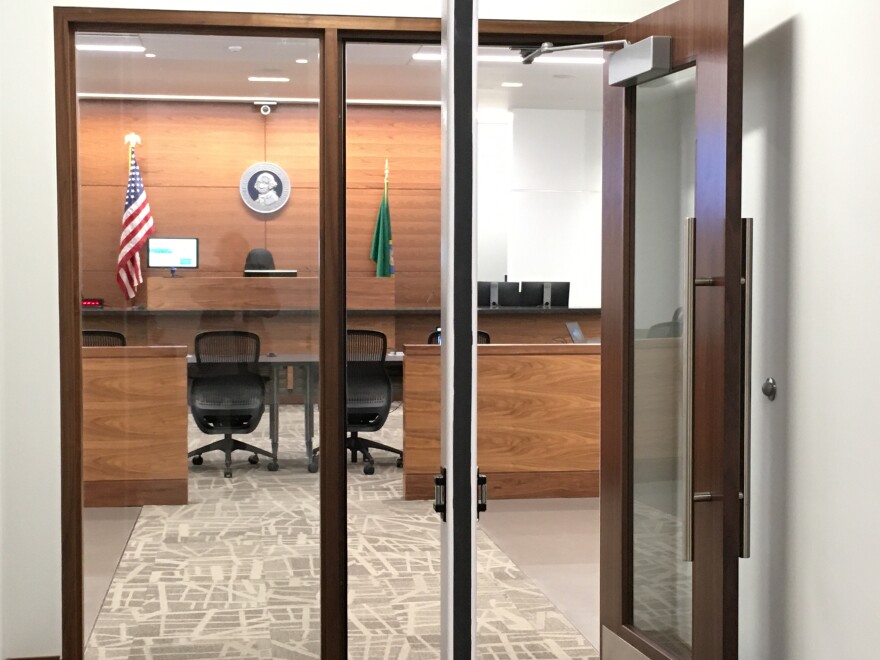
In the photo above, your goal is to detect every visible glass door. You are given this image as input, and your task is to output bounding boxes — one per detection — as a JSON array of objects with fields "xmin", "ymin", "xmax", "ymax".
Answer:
[
  {"xmin": 73, "ymin": 30, "xmax": 328, "ymax": 658},
  {"xmin": 600, "ymin": 0, "xmax": 747, "ymax": 658}
]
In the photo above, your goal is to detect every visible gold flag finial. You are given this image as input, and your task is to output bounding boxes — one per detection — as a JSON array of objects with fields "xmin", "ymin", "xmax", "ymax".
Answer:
[{"xmin": 124, "ymin": 132, "xmax": 141, "ymax": 147}]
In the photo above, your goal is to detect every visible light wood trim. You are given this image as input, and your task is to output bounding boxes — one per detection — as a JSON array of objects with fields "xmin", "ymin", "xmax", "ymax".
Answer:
[
  {"xmin": 84, "ymin": 479, "xmax": 187, "ymax": 507},
  {"xmin": 82, "ymin": 345, "xmax": 187, "ymax": 359},
  {"xmin": 404, "ymin": 342, "xmax": 601, "ymax": 356}
]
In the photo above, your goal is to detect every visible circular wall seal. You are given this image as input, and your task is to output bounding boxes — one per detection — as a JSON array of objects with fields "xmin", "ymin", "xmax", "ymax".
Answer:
[{"xmin": 240, "ymin": 162, "xmax": 291, "ymax": 214}]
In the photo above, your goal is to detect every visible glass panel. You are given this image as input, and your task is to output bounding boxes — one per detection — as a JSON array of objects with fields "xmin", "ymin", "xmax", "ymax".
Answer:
[
  {"xmin": 343, "ymin": 41, "xmax": 441, "ymax": 653},
  {"xmin": 631, "ymin": 66, "xmax": 696, "ymax": 655},
  {"xmin": 473, "ymin": 45, "xmax": 604, "ymax": 656},
  {"xmin": 75, "ymin": 32, "xmax": 322, "ymax": 655}
]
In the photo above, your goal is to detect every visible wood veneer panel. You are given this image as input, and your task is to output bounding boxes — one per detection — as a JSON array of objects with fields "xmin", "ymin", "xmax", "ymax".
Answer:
[
  {"xmin": 145, "ymin": 276, "xmax": 320, "ymax": 310},
  {"xmin": 263, "ymin": 104, "xmax": 321, "ymax": 189},
  {"xmin": 404, "ymin": 470, "xmax": 599, "ymax": 500},
  {"xmin": 82, "ymin": 352, "xmax": 187, "ymax": 486},
  {"xmin": 403, "ymin": 349, "xmax": 600, "ymax": 492},
  {"xmin": 84, "ymin": 479, "xmax": 187, "ymax": 507},
  {"xmin": 78, "ymin": 101, "xmax": 265, "ymax": 187},
  {"xmin": 345, "ymin": 106, "xmax": 441, "ymax": 190},
  {"xmin": 346, "ymin": 188, "xmax": 440, "ymax": 274}
]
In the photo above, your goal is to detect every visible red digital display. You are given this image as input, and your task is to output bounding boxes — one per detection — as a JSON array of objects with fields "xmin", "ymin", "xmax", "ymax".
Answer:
[{"xmin": 81, "ymin": 298, "xmax": 104, "ymax": 308}]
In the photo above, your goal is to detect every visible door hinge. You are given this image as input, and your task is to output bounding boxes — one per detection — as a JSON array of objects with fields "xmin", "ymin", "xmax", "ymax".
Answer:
[
  {"xmin": 434, "ymin": 468, "xmax": 487, "ymax": 521},
  {"xmin": 434, "ymin": 468, "xmax": 446, "ymax": 521}
]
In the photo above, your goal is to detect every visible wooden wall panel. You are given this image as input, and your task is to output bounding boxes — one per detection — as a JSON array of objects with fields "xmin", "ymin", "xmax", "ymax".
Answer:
[
  {"xmin": 78, "ymin": 101, "xmax": 265, "ymax": 187},
  {"xmin": 345, "ymin": 106, "xmax": 440, "ymax": 190},
  {"xmin": 263, "ymin": 105, "xmax": 321, "ymax": 189},
  {"xmin": 78, "ymin": 101, "xmax": 440, "ymax": 311},
  {"xmin": 82, "ymin": 346, "xmax": 188, "ymax": 506},
  {"xmin": 403, "ymin": 344, "xmax": 601, "ymax": 499},
  {"xmin": 346, "ymin": 188, "xmax": 440, "ymax": 275}
]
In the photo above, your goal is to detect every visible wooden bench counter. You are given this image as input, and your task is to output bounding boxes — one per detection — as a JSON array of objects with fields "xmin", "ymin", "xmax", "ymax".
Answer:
[
  {"xmin": 402, "ymin": 343, "xmax": 600, "ymax": 500},
  {"xmin": 82, "ymin": 345, "xmax": 189, "ymax": 507}
]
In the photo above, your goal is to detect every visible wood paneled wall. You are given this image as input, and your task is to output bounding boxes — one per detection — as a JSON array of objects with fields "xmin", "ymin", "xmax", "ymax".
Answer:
[{"xmin": 78, "ymin": 100, "xmax": 440, "ymax": 308}]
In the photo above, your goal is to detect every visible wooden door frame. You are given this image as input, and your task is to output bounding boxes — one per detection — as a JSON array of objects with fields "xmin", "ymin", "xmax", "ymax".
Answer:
[
  {"xmin": 600, "ymin": 0, "xmax": 744, "ymax": 658},
  {"xmin": 54, "ymin": 8, "xmax": 623, "ymax": 659}
]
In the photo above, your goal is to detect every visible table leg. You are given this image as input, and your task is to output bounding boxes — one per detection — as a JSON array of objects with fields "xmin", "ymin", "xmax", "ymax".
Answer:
[
  {"xmin": 268, "ymin": 363, "xmax": 279, "ymax": 471},
  {"xmin": 305, "ymin": 364, "xmax": 317, "ymax": 472}
]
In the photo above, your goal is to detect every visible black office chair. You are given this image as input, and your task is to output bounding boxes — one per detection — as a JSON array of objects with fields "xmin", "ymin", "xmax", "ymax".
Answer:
[
  {"xmin": 82, "ymin": 330, "xmax": 126, "ymax": 347},
  {"xmin": 244, "ymin": 247, "xmax": 275, "ymax": 271},
  {"xmin": 648, "ymin": 308, "xmax": 685, "ymax": 338},
  {"xmin": 310, "ymin": 330, "xmax": 399, "ymax": 475},
  {"xmin": 427, "ymin": 330, "xmax": 491, "ymax": 345},
  {"xmin": 188, "ymin": 330, "xmax": 276, "ymax": 478}
]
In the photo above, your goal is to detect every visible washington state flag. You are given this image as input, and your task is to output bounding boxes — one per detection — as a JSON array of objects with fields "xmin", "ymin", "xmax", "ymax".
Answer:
[{"xmin": 370, "ymin": 178, "xmax": 394, "ymax": 277}]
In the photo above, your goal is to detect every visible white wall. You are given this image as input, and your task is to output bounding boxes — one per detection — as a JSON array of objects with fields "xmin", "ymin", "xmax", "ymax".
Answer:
[
  {"xmin": 740, "ymin": 1, "xmax": 880, "ymax": 658},
  {"xmin": 476, "ymin": 113, "xmax": 513, "ymax": 281},
  {"xmin": 510, "ymin": 109, "xmax": 602, "ymax": 309}
]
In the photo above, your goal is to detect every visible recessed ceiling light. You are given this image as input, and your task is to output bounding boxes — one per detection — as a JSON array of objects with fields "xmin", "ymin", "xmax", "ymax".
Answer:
[
  {"xmin": 295, "ymin": 58, "xmax": 309, "ymax": 64},
  {"xmin": 75, "ymin": 44, "xmax": 146, "ymax": 53},
  {"xmin": 501, "ymin": 82, "xmax": 523, "ymax": 88},
  {"xmin": 228, "ymin": 45, "xmax": 243, "ymax": 52},
  {"xmin": 145, "ymin": 53, "xmax": 157, "ymax": 58},
  {"xmin": 248, "ymin": 76, "xmax": 291, "ymax": 83}
]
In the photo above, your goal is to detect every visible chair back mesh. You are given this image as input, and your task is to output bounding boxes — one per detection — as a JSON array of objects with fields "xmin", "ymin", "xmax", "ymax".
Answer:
[
  {"xmin": 195, "ymin": 331, "xmax": 260, "ymax": 363},
  {"xmin": 82, "ymin": 330, "xmax": 126, "ymax": 347},
  {"xmin": 244, "ymin": 248, "xmax": 275, "ymax": 270},
  {"xmin": 347, "ymin": 329, "xmax": 386, "ymax": 363}
]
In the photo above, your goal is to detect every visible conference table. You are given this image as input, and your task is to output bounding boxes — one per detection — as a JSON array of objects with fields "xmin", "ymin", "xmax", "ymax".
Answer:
[{"xmin": 187, "ymin": 352, "xmax": 404, "ymax": 472}]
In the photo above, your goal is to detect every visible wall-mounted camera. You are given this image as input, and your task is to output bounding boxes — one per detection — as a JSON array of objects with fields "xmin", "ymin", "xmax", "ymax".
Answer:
[{"xmin": 255, "ymin": 101, "xmax": 277, "ymax": 116}]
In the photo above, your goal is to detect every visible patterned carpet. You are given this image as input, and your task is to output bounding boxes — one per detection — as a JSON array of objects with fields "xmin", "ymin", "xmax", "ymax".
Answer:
[{"xmin": 85, "ymin": 405, "xmax": 598, "ymax": 659}]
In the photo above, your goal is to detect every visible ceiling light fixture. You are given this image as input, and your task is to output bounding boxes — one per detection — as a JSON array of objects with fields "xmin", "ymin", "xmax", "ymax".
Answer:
[
  {"xmin": 75, "ymin": 44, "xmax": 146, "ymax": 53},
  {"xmin": 228, "ymin": 45, "xmax": 243, "ymax": 52},
  {"xmin": 295, "ymin": 59, "xmax": 309, "ymax": 64},
  {"xmin": 248, "ymin": 76, "xmax": 291, "ymax": 83},
  {"xmin": 501, "ymin": 82, "xmax": 523, "ymax": 88},
  {"xmin": 145, "ymin": 53, "xmax": 157, "ymax": 58}
]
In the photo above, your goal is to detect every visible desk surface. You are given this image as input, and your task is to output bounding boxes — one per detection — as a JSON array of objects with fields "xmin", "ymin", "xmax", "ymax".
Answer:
[{"xmin": 185, "ymin": 352, "xmax": 404, "ymax": 365}]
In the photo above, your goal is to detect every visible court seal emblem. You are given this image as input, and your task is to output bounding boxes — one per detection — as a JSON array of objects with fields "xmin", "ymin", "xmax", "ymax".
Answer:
[{"xmin": 240, "ymin": 162, "xmax": 291, "ymax": 214}]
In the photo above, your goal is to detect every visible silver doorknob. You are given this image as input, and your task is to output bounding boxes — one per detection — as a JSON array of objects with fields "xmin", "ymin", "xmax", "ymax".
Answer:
[{"xmin": 761, "ymin": 377, "xmax": 777, "ymax": 401}]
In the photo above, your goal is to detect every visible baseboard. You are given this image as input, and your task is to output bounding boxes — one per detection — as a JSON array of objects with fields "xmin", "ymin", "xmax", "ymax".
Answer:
[{"xmin": 84, "ymin": 479, "xmax": 187, "ymax": 507}]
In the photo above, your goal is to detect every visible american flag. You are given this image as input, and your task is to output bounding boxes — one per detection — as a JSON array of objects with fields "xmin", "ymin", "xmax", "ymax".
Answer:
[{"xmin": 117, "ymin": 146, "xmax": 155, "ymax": 299}]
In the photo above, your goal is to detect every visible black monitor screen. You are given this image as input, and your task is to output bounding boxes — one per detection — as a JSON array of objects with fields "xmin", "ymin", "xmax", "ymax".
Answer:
[
  {"xmin": 497, "ymin": 282, "xmax": 521, "ymax": 306},
  {"xmin": 550, "ymin": 282, "xmax": 570, "ymax": 307},
  {"xmin": 146, "ymin": 237, "xmax": 198, "ymax": 269},
  {"xmin": 477, "ymin": 281, "xmax": 491, "ymax": 307},
  {"xmin": 520, "ymin": 282, "xmax": 546, "ymax": 307}
]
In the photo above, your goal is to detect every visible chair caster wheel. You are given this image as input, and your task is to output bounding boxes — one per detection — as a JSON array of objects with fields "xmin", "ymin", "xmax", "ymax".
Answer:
[
  {"xmin": 192, "ymin": 455, "xmax": 203, "ymax": 466},
  {"xmin": 308, "ymin": 459, "xmax": 319, "ymax": 473},
  {"xmin": 224, "ymin": 470, "xmax": 232, "ymax": 478},
  {"xmin": 267, "ymin": 461, "xmax": 279, "ymax": 472},
  {"xmin": 248, "ymin": 454, "xmax": 259, "ymax": 465},
  {"xmin": 396, "ymin": 458, "xmax": 403, "ymax": 468},
  {"xmin": 363, "ymin": 463, "xmax": 375, "ymax": 475}
]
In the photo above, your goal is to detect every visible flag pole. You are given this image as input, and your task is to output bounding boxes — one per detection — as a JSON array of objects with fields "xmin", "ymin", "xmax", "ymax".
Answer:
[
  {"xmin": 384, "ymin": 158, "xmax": 389, "ymax": 191},
  {"xmin": 124, "ymin": 132, "xmax": 141, "ymax": 163}
]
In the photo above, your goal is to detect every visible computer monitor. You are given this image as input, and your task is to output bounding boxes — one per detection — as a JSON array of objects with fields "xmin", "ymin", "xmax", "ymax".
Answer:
[
  {"xmin": 243, "ymin": 269, "xmax": 298, "ymax": 278},
  {"xmin": 496, "ymin": 282, "xmax": 521, "ymax": 307},
  {"xmin": 477, "ymin": 281, "xmax": 491, "ymax": 307},
  {"xmin": 520, "ymin": 281, "xmax": 548, "ymax": 307},
  {"xmin": 146, "ymin": 237, "xmax": 198, "ymax": 269},
  {"xmin": 549, "ymin": 281, "xmax": 570, "ymax": 307}
]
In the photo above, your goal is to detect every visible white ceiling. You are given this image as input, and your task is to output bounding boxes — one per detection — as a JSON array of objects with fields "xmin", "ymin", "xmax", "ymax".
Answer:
[{"xmin": 75, "ymin": 33, "xmax": 605, "ymax": 111}]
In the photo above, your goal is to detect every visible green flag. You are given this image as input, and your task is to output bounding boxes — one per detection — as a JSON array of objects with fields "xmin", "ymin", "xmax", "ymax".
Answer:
[{"xmin": 370, "ymin": 179, "xmax": 394, "ymax": 277}]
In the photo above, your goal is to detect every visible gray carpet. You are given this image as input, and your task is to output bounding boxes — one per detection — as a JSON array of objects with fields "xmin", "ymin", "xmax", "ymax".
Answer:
[{"xmin": 85, "ymin": 406, "xmax": 598, "ymax": 659}]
